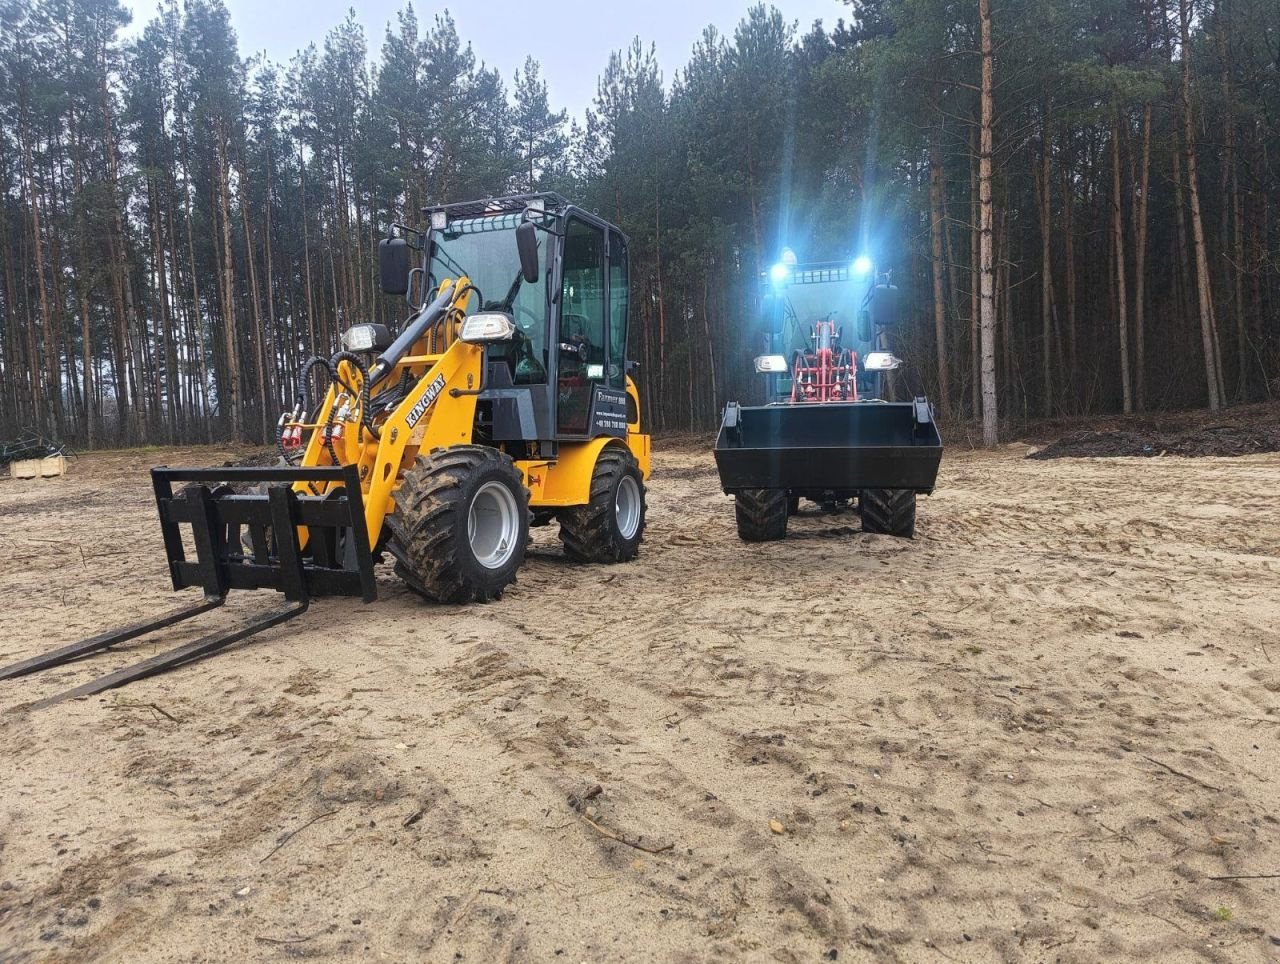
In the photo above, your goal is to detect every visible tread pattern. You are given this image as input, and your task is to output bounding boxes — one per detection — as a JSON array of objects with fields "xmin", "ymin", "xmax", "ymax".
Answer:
[
  {"xmin": 860, "ymin": 488, "xmax": 916, "ymax": 538},
  {"xmin": 735, "ymin": 489, "xmax": 788, "ymax": 542},
  {"xmin": 387, "ymin": 445, "xmax": 528, "ymax": 603},
  {"xmin": 559, "ymin": 447, "xmax": 646, "ymax": 563}
]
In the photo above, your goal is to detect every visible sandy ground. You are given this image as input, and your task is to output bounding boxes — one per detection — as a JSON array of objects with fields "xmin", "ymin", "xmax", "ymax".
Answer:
[{"xmin": 0, "ymin": 442, "xmax": 1278, "ymax": 963}]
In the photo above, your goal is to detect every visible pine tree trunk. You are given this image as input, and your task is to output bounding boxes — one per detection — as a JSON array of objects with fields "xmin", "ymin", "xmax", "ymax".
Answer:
[
  {"xmin": 1035, "ymin": 118, "xmax": 1054, "ymax": 417},
  {"xmin": 238, "ymin": 156, "xmax": 269, "ymax": 443},
  {"xmin": 1133, "ymin": 102, "xmax": 1152, "ymax": 411},
  {"xmin": 301, "ymin": 151, "xmax": 317, "ymax": 352},
  {"xmin": 978, "ymin": 0, "xmax": 998, "ymax": 445},
  {"xmin": 1180, "ymin": 0, "xmax": 1222, "ymax": 410},
  {"xmin": 970, "ymin": 135, "xmax": 980, "ymax": 420},
  {"xmin": 928, "ymin": 132, "xmax": 950, "ymax": 418},
  {"xmin": 1061, "ymin": 152, "xmax": 1077, "ymax": 405},
  {"xmin": 1112, "ymin": 114, "xmax": 1133, "ymax": 414},
  {"xmin": 19, "ymin": 120, "xmax": 52, "ymax": 431},
  {"xmin": 217, "ymin": 131, "xmax": 243, "ymax": 440}
]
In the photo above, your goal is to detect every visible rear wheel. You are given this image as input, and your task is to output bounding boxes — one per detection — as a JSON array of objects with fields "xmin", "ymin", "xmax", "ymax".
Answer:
[
  {"xmin": 387, "ymin": 445, "xmax": 529, "ymax": 603},
  {"xmin": 860, "ymin": 488, "xmax": 916, "ymax": 538},
  {"xmin": 558, "ymin": 447, "xmax": 646, "ymax": 563},
  {"xmin": 735, "ymin": 488, "xmax": 788, "ymax": 542}
]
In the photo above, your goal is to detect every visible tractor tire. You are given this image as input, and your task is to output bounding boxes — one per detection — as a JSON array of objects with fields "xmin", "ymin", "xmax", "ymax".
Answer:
[
  {"xmin": 558, "ymin": 447, "xmax": 646, "ymax": 563},
  {"xmin": 860, "ymin": 488, "xmax": 916, "ymax": 538},
  {"xmin": 387, "ymin": 445, "xmax": 529, "ymax": 603},
  {"xmin": 734, "ymin": 488, "xmax": 788, "ymax": 542}
]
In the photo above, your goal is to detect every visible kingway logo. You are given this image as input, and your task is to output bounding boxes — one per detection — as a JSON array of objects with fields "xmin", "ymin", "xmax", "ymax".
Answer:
[{"xmin": 405, "ymin": 374, "xmax": 447, "ymax": 429}]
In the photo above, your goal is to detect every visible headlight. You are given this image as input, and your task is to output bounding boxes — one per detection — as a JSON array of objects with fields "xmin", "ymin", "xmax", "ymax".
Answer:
[
  {"xmin": 342, "ymin": 323, "xmax": 391, "ymax": 353},
  {"xmin": 459, "ymin": 312, "xmax": 518, "ymax": 343},
  {"xmin": 430, "ymin": 210, "xmax": 448, "ymax": 231},
  {"xmin": 862, "ymin": 351, "xmax": 901, "ymax": 371},
  {"xmin": 754, "ymin": 354, "xmax": 789, "ymax": 374}
]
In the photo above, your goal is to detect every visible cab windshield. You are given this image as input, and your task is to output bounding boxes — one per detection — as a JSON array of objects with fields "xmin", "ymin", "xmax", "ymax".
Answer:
[{"xmin": 430, "ymin": 214, "xmax": 548, "ymax": 379}]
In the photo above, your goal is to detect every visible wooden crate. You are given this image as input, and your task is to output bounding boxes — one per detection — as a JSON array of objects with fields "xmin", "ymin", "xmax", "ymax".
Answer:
[{"xmin": 10, "ymin": 456, "xmax": 67, "ymax": 479}]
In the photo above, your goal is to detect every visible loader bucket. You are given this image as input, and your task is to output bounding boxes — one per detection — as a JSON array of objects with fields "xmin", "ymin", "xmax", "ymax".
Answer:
[
  {"xmin": 152, "ymin": 464, "xmax": 378, "ymax": 604},
  {"xmin": 713, "ymin": 398, "xmax": 942, "ymax": 497}
]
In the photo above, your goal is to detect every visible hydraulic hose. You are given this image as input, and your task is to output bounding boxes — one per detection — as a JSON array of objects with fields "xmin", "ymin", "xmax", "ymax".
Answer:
[
  {"xmin": 297, "ymin": 355, "xmax": 334, "ymax": 419},
  {"xmin": 329, "ymin": 350, "xmax": 378, "ymax": 441}
]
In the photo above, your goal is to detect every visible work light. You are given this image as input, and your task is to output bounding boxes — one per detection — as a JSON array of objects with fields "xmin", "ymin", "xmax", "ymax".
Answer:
[
  {"xmin": 862, "ymin": 351, "xmax": 901, "ymax": 371},
  {"xmin": 341, "ymin": 323, "xmax": 392, "ymax": 353},
  {"xmin": 459, "ymin": 312, "xmax": 518, "ymax": 343},
  {"xmin": 754, "ymin": 354, "xmax": 789, "ymax": 374}
]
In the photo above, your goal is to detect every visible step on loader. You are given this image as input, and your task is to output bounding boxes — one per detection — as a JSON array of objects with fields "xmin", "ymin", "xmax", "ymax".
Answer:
[
  {"xmin": 714, "ymin": 254, "xmax": 942, "ymax": 541},
  {"xmin": 3, "ymin": 194, "xmax": 651, "ymax": 707}
]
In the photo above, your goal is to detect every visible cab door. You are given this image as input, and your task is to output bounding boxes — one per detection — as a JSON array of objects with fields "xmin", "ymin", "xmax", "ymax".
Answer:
[{"xmin": 556, "ymin": 217, "xmax": 607, "ymax": 436}]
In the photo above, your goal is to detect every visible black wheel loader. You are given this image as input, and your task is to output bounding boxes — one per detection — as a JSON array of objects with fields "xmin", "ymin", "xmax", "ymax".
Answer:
[
  {"xmin": 714, "ymin": 254, "xmax": 942, "ymax": 541},
  {"xmin": 2, "ymin": 194, "xmax": 651, "ymax": 707}
]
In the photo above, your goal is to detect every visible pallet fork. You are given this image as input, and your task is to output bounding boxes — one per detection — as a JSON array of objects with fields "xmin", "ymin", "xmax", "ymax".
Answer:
[{"xmin": 0, "ymin": 465, "xmax": 377, "ymax": 709}]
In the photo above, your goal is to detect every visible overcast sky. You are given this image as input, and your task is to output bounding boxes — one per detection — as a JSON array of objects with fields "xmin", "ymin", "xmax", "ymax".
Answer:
[{"xmin": 122, "ymin": 0, "xmax": 847, "ymax": 119}]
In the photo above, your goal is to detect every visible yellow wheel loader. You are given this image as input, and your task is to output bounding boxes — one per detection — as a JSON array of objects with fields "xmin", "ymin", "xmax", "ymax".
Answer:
[{"xmin": 3, "ymin": 194, "xmax": 651, "ymax": 707}]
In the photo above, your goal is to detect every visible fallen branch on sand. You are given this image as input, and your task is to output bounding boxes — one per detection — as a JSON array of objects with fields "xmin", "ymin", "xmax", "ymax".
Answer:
[
  {"xmin": 255, "ymin": 926, "xmax": 334, "ymax": 945},
  {"xmin": 260, "ymin": 809, "xmax": 339, "ymax": 862},
  {"xmin": 108, "ymin": 697, "xmax": 182, "ymax": 724},
  {"xmin": 1140, "ymin": 755, "xmax": 1222, "ymax": 792},
  {"xmin": 580, "ymin": 814, "xmax": 674, "ymax": 855},
  {"xmin": 1206, "ymin": 873, "xmax": 1280, "ymax": 881}
]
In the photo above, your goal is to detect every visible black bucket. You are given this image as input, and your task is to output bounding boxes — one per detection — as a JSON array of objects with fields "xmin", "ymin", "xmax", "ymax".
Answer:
[{"xmin": 713, "ymin": 397, "xmax": 943, "ymax": 497}]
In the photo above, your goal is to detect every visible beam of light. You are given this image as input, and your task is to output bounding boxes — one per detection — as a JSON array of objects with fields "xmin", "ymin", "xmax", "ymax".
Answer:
[{"xmin": 852, "ymin": 255, "xmax": 873, "ymax": 276}]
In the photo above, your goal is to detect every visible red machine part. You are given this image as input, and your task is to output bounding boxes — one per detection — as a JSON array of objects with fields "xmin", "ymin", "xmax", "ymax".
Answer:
[{"xmin": 789, "ymin": 320, "xmax": 859, "ymax": 403}]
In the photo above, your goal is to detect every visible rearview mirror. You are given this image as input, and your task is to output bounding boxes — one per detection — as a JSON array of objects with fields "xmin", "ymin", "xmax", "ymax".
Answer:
[
  {"xmin": 378, "ymin": 238, "xmax": 411, "ymax": 295},
  {"xmin": 857, "ymin": 310, "xmax": 873, "ymax": 343},
  {"xmin": 516, "ymin": 222, "xmax": 539, "ymax": 284},
  {"xmin": 867, "ymin": 283, "xmax": 901, "ymax": 329}
]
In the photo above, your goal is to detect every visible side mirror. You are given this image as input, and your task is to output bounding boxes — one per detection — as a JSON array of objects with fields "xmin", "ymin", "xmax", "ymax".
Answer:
[
  {"xmin": 867, "ymin": 283, "xmax": 901, "ymax": 328},
  {"xmin": 857, "ymin": 310, "xmax": 873, "ymax": 343},
  {"xmin": 516, "ymin": 222, "xmax": 539, "ymax": 284},
  {"xmin": 378, "ymin": 238, "xmax": 411, "ymax": 295}
]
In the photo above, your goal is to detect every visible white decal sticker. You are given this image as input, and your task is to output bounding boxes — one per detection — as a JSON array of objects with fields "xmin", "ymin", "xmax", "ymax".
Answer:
[{"xmin": 405, "ymin": 374, "xmax": 447, "ymax": 429}]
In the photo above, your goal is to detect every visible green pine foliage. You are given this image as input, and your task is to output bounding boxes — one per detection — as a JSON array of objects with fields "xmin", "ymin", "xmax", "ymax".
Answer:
[{"xmin": 0, "ymin": 0, "xmax": 1276, "ymax": 443}]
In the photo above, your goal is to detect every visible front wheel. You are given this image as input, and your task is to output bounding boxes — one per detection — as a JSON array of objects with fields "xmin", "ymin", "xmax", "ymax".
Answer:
[
  {"xmin": 387, "ymin": 445, "xmax": 530, "ymax": 603},
  {"xmin": 860, "ymin": 488, "xmax": 916, "ymax": 538},
  {"xmin": 734, "ymin": 488, "xmax": 788, "ymax": 542},
  {"xmin": 558, "ymin": 447, "xmax": 647, "ymax": 563}
]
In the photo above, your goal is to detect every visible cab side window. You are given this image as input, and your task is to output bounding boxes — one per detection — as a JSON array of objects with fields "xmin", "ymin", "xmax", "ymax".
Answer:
[
  {"xmin": 557, "ymin": 218, "xmax": 606, "ymax": 434},
  {"xmin": 608, "ymin": 235, "xmax": 628, "ymax": 388}
]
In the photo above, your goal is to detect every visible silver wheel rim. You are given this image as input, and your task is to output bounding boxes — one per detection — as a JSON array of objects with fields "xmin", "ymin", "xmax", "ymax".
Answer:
[
  {"xmin": 468, "ymin": 480, "xmax": 520, "ymax": 570},
  {"xmin": 615, "ymin": 475, "xmax": 642, "ymax": 540}
]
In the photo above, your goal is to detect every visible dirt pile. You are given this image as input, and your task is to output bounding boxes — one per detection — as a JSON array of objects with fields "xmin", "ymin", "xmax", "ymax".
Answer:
[{"xmin": 1030, "ymin": 422, "xmax": 1280, "ymax": 459}]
